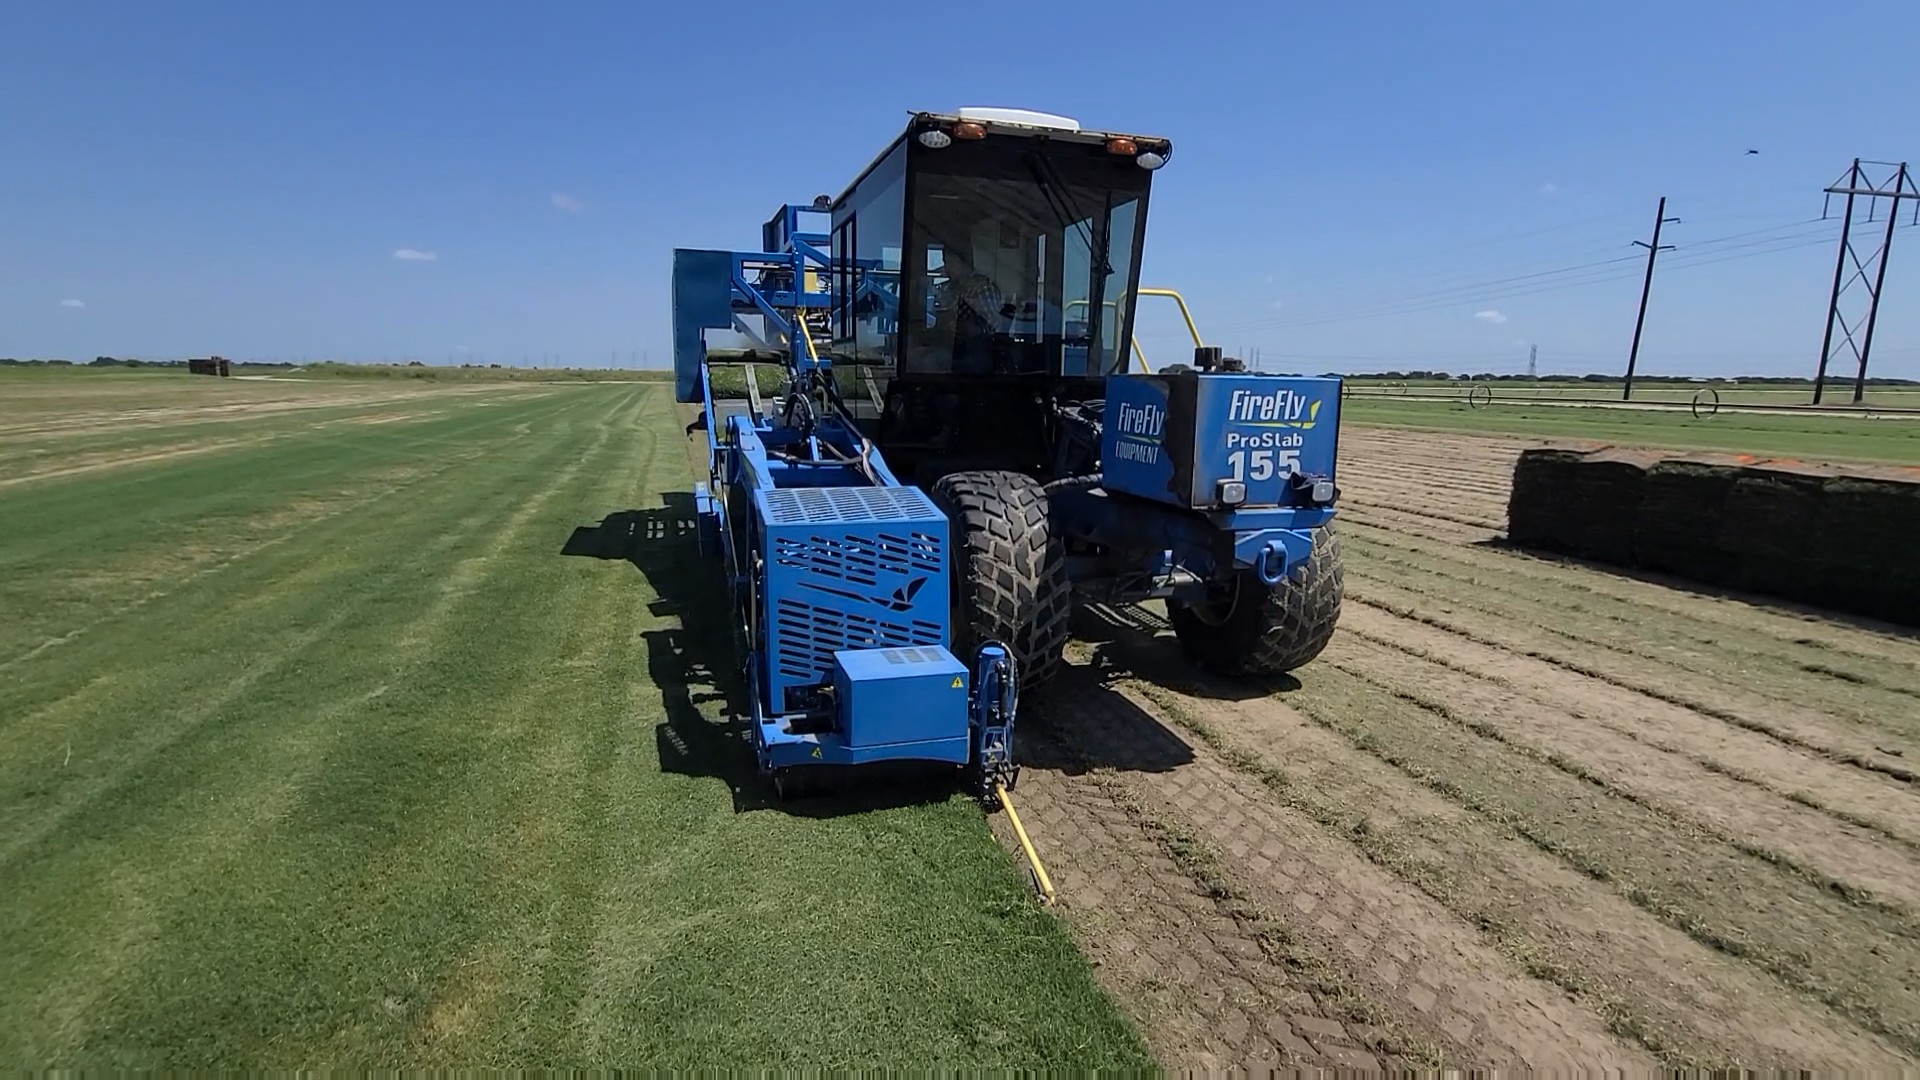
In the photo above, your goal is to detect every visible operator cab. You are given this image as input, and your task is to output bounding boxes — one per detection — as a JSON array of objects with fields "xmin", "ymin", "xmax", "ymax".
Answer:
[{"xmin": 828, "ymin": 108, "xmax": 1170, "ymax": 478}]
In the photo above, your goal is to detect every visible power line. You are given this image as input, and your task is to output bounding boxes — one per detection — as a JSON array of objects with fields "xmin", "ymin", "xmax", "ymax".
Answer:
[
  {"xmin": 1233, "ymin": 226, "xmax": 1857, "ymax": 335},
  {"xmin": 1210, "ymin": 253, "xmax": 1646, "ymax": 335},
  {"xmin": 1214, "ymin": 210, "xmax": 1845, "ymax": 337},
  {"xmin": 1228, "ymin": 200, "xmax": 1807, "ymax": 323}
]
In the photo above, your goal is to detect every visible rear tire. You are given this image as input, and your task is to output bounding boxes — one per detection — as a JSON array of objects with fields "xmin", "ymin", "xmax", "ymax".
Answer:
[
  {"xmin": 1169, "ymin": 524, "xmax": 1343, "ymax": 677},
  {"xmin": 928, "ymin": 470, "xmax": 1072, "ymax": 690}
]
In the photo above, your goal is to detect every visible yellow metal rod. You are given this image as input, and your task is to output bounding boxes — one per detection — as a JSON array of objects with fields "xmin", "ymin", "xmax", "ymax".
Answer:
[
  {"xmin": 995, "ymin": 782, "xmax": 1057, "ymax": 905},
  {"xmin": 1137, "ymin": 287, "xmax": 1205, "ymax": 348},
  {"xmin": 795, "ymin": 311, "xmax": 821, "ymax": 360}
]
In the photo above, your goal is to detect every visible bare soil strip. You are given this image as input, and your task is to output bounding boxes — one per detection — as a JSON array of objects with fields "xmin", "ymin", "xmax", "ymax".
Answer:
[{"xmin": 1015, "ymin": 426, "xmax": 1920, "ymax": 1071}]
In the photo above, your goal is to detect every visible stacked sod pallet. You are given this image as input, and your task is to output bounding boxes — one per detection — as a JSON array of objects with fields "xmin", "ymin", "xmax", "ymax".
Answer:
[{"xmin": 1507, "ymin": 447, "xmax": 1920, "ymax": 627}]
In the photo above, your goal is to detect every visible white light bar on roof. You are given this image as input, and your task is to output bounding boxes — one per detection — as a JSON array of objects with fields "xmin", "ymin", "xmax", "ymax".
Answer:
[{"xmin": 954, "ymin": 107, "xmax": 1081, "ymax": 132}]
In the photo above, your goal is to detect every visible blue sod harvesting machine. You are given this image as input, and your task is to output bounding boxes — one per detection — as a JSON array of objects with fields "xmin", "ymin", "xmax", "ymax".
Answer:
[{"xmin": 674, "ymin": 108, "xmax": 1344, "ymax": 801}]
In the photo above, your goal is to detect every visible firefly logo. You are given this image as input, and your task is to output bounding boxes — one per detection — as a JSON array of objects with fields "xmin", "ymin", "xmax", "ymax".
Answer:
[
  {"xmin": 1113, "ymin": 400, "xmax": 1165, "ymax": 444},
  {"xmin": 1228, "ymin": 389, "xmax": 1320, "ymax": 428}
]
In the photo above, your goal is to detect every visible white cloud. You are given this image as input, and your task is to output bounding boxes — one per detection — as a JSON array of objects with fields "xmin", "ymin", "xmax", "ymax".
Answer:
[
  {"xmin": 1539, "ymin": 182, "xmax": 1560, "ymax": 195},
  {"xmin": 1475, "ymin": 309, "xmax": 1509, "ymax": 324},
  {"xmin": 59, "ymin": 298, "xmax": 85, "ymax": 309},
  {"xmin": 551, "ymin": 192, "xmax": 585, "ymax": 212},
  {"xmin": 393, "ymin": 248, "xmax": 438, "ymax": 261}
]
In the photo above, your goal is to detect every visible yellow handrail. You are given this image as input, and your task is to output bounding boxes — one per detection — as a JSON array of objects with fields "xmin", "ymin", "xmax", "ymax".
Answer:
[
  {"xmin": 1137, "ymin": 287, "xmax": 1204, "ymax": 349},
  {"xmin": 1068, "ymin": 287, "xmax": 1208, "ymax": 374}
]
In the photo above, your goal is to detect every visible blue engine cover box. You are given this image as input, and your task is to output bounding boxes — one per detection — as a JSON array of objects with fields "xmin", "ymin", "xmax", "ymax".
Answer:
[
  {"xmin": 1102, "ymin": 371, "xmax": 1342, "ymax": 509},
  {"xmin": 833, "ymin": 646, "xmax": 970, "ymax": 749}
]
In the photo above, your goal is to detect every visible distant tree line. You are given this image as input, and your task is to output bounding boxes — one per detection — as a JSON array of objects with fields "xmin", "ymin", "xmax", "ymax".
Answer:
[{"xmin": 0, "ymin": 357, "xmax": 303, "ymax": 368}]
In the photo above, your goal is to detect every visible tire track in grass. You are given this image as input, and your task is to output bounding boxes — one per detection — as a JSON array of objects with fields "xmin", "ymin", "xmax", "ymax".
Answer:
[
  {"xmin": 1335, "ymin": 603, "xmax": 1920, "ymax": 852},
  {"xmin": 1346, "ymin": 583, "xmax": 1918, "ymax": 785},
  {"xmin": 1322, "ymin": 633, "xmax": 1920, "ymax": 917},
  {"xmin": 1346, "ymin": 529, "xmax": 1920, "ymax": 710},
  {"xmin": 0, "ymin": 402, "xmax": 594, "ymax": 1061},
  {"xmin": 1078, "ymin": 648, "xmax": 1908, "ymax": 1068}
]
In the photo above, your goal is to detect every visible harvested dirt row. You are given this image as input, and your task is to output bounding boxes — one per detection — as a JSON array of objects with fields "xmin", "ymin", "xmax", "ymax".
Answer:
[
  {"xmin": 1348, "ymin": 578, "xmax": 1918, "ymax": 781},
  {"xmin": 1338, "ymin": 469, "xmax": 1513, "ymax": 509},
  {"xmin": 1336, "ymin": 498, "xmax": 1503, "ymax": 537},
  {"xmin": 1340, "ymin": 512, "xmax": 1920, "ymax": 671},
  {"xmin": 1337, "ymin": 504, "xmax": 1503, "ymax": 545},
  {"xmin": 1340, "ymin": 435, "xmax": 1920, "ymax": 665},
  {"xmin": 1034, "ymin": 628, "xmax": 1905, "ymax": 1068},
  {"xmin": 1342, "ymin": 428, "xmax": 1543, "ymax": 465},
  {"xmin": 1010, "ymin": 656, "xmax": 1654, "ymax": 1073},
  {"xmin": 1343, "ymin": 532, "xmax": 1920, "ymax": 726},
  {"xmin": 1323, "ymin": 626, "xmax": 1920, "ymax": 910},
  {"xmin": 1332, "ymin": 603, "xmax": 1920, "ymax": 851},
  {"xmin": 1019, "ymin": 425, "xmax": 1920, "ymax": 1072}
]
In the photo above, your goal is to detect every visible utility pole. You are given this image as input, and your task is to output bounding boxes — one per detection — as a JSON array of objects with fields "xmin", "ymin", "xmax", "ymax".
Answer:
[
  {"xmin": 1528, "ymin": 343, "xmax": 1538, "ymax": 380},
  {"xmin": 1813, "ymin": 160, "xmax": 1918, "ymax": 404},
  {"xmin": 1622, "ymin": 197, "xmax": 1680, "ymax": 400}
]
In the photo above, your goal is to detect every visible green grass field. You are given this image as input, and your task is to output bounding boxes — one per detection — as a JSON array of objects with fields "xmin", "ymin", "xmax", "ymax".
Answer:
[
  {"xmin": 1341, "ymin": 396, "xmax": 1920, "ymax": 464},
  {"xmin": 0, "ymin": 374, "xmax": 1148, "ymax": 1068},
  {"xmin": 1347, "ymin": 377, "xmax": 1918, "ymax": 402}
]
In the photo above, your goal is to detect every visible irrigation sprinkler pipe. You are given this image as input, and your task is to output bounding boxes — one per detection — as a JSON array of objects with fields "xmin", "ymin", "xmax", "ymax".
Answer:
[{"xmin": 995, "ymin": 781, "xmax": 1056, "ymax": 905}]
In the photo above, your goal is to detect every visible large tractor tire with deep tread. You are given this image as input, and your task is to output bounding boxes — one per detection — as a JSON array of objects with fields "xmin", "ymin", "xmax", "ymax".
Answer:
[
  {"xmin": 928, "ymin": 470, "xmax": 1072, "ymax": 690},
  {"xmin": 1168, "ymin": 524, "xmax": 1344, "ymax": 677}
]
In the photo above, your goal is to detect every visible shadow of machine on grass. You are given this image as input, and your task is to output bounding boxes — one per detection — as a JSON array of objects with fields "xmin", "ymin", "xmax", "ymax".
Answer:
[
  {"xmin": 561, "ymin": 493, "xmax": 971, "ymax": 817},
  {"xmin": 559, "ymin": 493, "xmax": 1265, "ymax": 810}
]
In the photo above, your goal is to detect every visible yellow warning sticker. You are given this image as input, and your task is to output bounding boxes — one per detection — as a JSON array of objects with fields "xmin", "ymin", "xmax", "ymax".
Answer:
[
  {"xmin": 951, "ymin": 677, "xmax": 964, "ymax": 689},
  {"xmin": 810, "ymin": 746, "xmax": 822, "ymax": 759}
]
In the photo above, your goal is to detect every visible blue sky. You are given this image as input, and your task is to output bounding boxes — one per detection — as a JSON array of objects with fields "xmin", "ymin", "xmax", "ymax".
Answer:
[{"xmin": 4, "ymin": 0, "xmax": 1917, "ymax": 379}]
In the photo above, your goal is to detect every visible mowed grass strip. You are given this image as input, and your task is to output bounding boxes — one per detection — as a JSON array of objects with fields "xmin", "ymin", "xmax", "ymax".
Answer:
[
  {"xmin": 0, "ymin": 390, "xmax": 569, "ymax": 666},
  {"xmin": 0, "ymin": 383, "xmax": 1146, "ymax": 1068},
  {"xmin": 1343, "ymin": 397, "xmax": 1920, "ymax": 465}
]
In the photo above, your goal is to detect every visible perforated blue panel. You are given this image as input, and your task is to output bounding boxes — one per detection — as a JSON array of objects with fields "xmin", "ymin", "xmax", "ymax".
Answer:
[
  {"xmin": 756, "ymin": 485, "xmax": 951, "ymax": 714},
  {"xmin": 762, "ymin": 486, "xmax": 942, "ymax": 526}
]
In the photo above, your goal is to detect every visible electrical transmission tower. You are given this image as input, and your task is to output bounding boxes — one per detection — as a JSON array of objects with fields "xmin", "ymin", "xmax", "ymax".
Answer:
[
  {"xmin": 1813, "ymin": 160, "xmax": 1919, "ymax": 404},
  {"xmin": 1528, "ymin": 343, "xmax": 1538, "ymax": 379}
]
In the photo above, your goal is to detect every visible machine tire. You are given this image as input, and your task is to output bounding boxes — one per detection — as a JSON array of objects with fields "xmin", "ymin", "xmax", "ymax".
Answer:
[
  {"xmin": 1169, "ymin": 524, "xmax": 1344, "ymax": 677},
  {"xmin": 928, "ymin": 470, "xmax": 1072, "ymax": 690}
]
